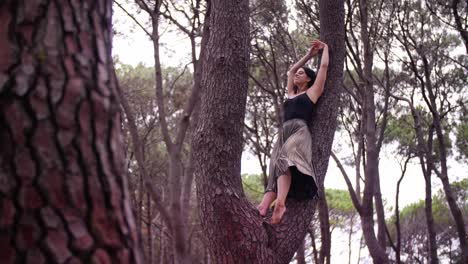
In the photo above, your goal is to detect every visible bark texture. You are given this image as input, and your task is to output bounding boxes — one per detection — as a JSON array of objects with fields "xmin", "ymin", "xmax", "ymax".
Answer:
[
  {"xmin": 192, "ymin": 0, "xmax": 345, "ymax": 263},
  {"xmin": 0, "ymin": 1, "xmax": 142, "ymax": 263}
]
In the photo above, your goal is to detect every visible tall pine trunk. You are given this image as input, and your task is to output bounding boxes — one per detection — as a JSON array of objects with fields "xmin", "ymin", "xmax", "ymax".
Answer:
[
  {"xmin": 192, "ymin": 0, "xmax": 345, "ymax": 262},
  {"xmin": 0, "ymin": 1, "xmax": 142, "ymax": 263}
]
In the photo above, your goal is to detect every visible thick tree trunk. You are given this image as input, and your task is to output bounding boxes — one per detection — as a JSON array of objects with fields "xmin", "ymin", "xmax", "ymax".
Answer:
[
  {"xmin": 192, "ymin": 0, "xmax": 345, "ymax": 262},
  {"xmin": 316, "ymin": 0, "xmax": 347, "ymax": 261},
  {"xmin": 0, "ymin": 1, "xmax": 142, "ymax": 263}
]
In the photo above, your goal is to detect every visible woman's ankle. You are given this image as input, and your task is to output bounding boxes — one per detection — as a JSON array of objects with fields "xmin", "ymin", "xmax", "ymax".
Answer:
[{"xmin": 275, "ymin": 201, "xmax": 286, "ymax": 208}]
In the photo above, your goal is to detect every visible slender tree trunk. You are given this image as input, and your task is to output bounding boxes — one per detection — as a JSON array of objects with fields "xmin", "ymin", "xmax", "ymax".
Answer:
[
  {"xmin": 422, "ymin": 55, "xmax": 467, "ymax": 263},
  {"xmin": 394, "ymin": 156, "xmax": 411, "ymax": 264},
  {"xmin": 296, "ymin": 238, "xmax": 307, "ymax": 264},
  {"xmin": 0, "ymin": 1, "xmax": 142, "ymax": 263},
  {"xmin": 374, "ymin": 168, "xmax": 387, "ymax": 249},
  {"xmin": 358, "ymin": 0, "xmax": 388, "ymax": 262},
  {"xmin": 138, "ymin": 175, "xmax": 144, "ymax": 231},
  {"xmin": 348, "ymin": 215, "xmax": 354, "ymax": 264},
  {"xmin": 310, "ymin": 229, "xmax": 319, "ymax": 264},
  {"xmin": 406, "ymin": 102, "xmax": 440, "ymax": 264},
  {"xmin": 318, "ymin": 187, "xmax": 331, "ymax": 264},
  {"xmin": 395, "ymin": 178, "xmax": 402, "ymax": 264},
  {"xmin": 357, "ymin": 234, "xmax": 364, "ymax": 264},
  {"xmin": 355, "ymin": 136, "xmax": 363, "ymax": 204},
  {"xmin": 452, "ymin": 0, "xmax": 468, "ymax": 53},
  {"xmin": 151, "ymin": 6, "xmax": 191, "ymax": 263},
  {"xmin": 424, "ymin": 167, "xmax": 438, "ymax": 264},
  {"xmin": 147, "ymin": 194, "xmax": 153, "ymax": 264}
]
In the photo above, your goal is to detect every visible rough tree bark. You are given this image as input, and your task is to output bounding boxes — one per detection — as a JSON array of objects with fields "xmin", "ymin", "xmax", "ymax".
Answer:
[
  {"xmin": 0, "ymin": 1, "xmax": 142, "ymax": 263},
  {"xmin": 192, "ymin": 0, "xmax": 345, "ymax": 262}
]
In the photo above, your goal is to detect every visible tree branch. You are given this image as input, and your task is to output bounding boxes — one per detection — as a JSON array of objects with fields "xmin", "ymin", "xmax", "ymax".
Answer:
[
  {"xmin": 115, "ymin": 0, "xmax": 154, "ymax": 40},
  {"xmin": 330, "ymin": 152, "xmax": 363, "ymax": 214}
]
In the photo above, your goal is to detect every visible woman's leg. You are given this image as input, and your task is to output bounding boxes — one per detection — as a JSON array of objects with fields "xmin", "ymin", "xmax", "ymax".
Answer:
[
  {"xmin": 257, "ymin": 191, "xmax": 277, "ymax": 216},
  {"xmin": 271, "ymin": 168, "xmax": 291, "ymax": 224}
]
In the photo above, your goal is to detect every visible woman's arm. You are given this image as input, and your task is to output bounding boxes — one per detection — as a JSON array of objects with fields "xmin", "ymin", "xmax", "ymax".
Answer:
[
  {"xmin": 287, "ymin": 42, "xmax": 320, "ymax": 96},
  {"xmin": 307, "ymin": 41, "xmax": 329, "ymax": 103}
]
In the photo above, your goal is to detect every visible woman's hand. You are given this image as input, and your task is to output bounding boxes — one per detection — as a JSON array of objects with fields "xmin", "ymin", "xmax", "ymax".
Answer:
[{"xmin": 308, "ymin": 40, "xmax": 327, "ymax": 57}]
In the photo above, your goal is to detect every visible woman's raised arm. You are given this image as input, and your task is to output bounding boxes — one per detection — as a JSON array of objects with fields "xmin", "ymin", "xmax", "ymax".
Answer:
[
  {"xmin": 287, "ymin": 41, "xmax": 321, "ymax": 96},
  {"xmin": 307, "ymin": 40, "xmax": 329, "ymax": 103}
]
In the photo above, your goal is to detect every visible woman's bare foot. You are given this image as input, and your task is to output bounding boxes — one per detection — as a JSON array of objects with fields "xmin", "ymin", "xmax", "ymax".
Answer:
[
  {"xmin": 271, "ymin": 203, "xmax": 286, "ymax": 224},
  {"xmin": 257, "ymin": 192, "xmax": 276, "ymax": 217},
  {"xmin": 257, "ymin": 204, "xmax": 268, "ymax": 217}
]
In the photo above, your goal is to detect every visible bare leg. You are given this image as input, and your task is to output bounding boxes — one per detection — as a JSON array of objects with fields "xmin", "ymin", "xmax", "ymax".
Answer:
[
  {"xmin": 257, "ymin": 191, "xmax": 277, "ymax": 216},
  {"xmin": 271, "ymin": 169, "xmax": 291, "ymax": 224}
]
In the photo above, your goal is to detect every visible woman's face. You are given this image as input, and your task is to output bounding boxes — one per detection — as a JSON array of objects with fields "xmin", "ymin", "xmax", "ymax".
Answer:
[{"xmin": 294, "ymin": 68, "xmax": 310, "ymax": 86}]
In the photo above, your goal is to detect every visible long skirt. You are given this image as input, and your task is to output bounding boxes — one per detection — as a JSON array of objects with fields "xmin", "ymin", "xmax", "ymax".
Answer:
[{"xmin": 265, "ymin": 118, "xmax": 318, "ymax": 200}]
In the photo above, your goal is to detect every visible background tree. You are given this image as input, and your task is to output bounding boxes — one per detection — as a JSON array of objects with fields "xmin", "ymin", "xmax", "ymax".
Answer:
[
  {"xmin": 425, "ymin": 0, "xmax": 468, "ymax": 53},
  {"xmin": 113, "ymin": 0, "xmax": 210, "ymax": 262},
  {"xmin": 387, "ymin": 179, "xmax": 468, "ymax": 263},
  {"xmin": 392, "ymin": 1, "xmax": 468, "ymax": 261}
]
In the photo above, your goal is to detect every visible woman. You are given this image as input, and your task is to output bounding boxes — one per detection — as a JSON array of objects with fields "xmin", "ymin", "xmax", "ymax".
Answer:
[{"xmin": 257, "ymin": 40, "xmax": 329, "ymax": 224}]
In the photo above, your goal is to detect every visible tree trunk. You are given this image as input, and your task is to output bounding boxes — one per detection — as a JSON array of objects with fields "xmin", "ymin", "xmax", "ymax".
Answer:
[
  {"xmin": 359, "ymin": 0, "xmax": 388, "ymax": 262},
  {"xmin": 452, "ymin": 0, "xmax": 468, "ymax": 53},
  {"xmin": 348, "ymin": 215, "xmax": 354, "ymax": 264},
  {"xmin": 424, "ymin": 168, "xmax": 438, "ymax": 264},
  {"xmin": 296, "ymin": 238, "xmax": 306, "ymax": 264},
  {"xmin": 192, "ymin": 0, "xmax": 345, "ymax": 262},
  {"xmin": 374, "ymin": 169, "xmax": 387, "ymax": 249},
  {"xmin": 309, "ymin": 229, "xmax": 319, "ymax": 264},
  {"xmin": 147, "ymin": 194, "xmax": 153, "ymax": 264},
  {"xmin": 422, "ymin": 54, "xmax": 468, "ymax": 263},
  {"xmin": 318, "ymin": 188, "xmax": 331, "ymax": 264},
  {"xmin": 0, "ymin": 1, "xmax": 142, "ymax": 263},
  {"xmin": 405, "ymin": 78, "xmax": 439, "ymax": 264}
]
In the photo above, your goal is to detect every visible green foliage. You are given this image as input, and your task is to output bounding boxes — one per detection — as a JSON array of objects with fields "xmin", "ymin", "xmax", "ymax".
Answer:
[
  {"xmin": 455, "ymin": 120, "xmax": 468, "ymax": 161},
  {"xmin": 387, "ymin": 179, "xmax": 468, "ymax": 261},
  {"xmin": 326, "ymin": 188, "xmax": 355, "ymax": 215},
  {"xmin": 391, "ymin": 178, "xmax": 468, "ymax": 227},
  {"xmin": 384, "ymin": 113, "xmax": 417, "ymax": 155},
  {"xmin": 326, "ymin": 189, "xmax": 357, "ymax": 229},
  {"xmin": 241, "ymin": 174, "xmax": 265, "ymax": 203},
  {"xmin": 383, "ymin": 109, "xmax": 454, "ymax": 161}
]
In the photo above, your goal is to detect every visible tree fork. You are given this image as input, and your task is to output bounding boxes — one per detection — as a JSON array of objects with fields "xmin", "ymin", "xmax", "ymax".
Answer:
[{"xmin": 192, "ymin": 0, "xmax": 345, "ymax": 262}]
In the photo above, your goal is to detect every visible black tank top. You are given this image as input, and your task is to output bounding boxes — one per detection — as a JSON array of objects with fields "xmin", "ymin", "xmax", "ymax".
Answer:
[{"xmin": 283, "ymin": 93, "xmax": 315, "ymax": 123}]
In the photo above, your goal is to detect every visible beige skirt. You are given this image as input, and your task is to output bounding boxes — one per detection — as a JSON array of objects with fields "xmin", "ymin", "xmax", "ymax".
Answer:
[{"xmin": 265, "ymin": 118, "xmax": 318, "ymax": 199}]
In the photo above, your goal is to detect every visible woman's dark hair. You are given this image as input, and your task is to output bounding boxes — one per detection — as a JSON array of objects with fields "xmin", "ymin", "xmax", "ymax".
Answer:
[{"xmin": 293, "ymin": 67, "xmax": 316, "ymax": 94}]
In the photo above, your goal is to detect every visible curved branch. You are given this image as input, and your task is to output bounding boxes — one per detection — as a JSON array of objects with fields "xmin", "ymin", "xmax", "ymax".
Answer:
[{"xmin": 330, "ymin": 152, "xmax": 363, "ymax": 215}]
